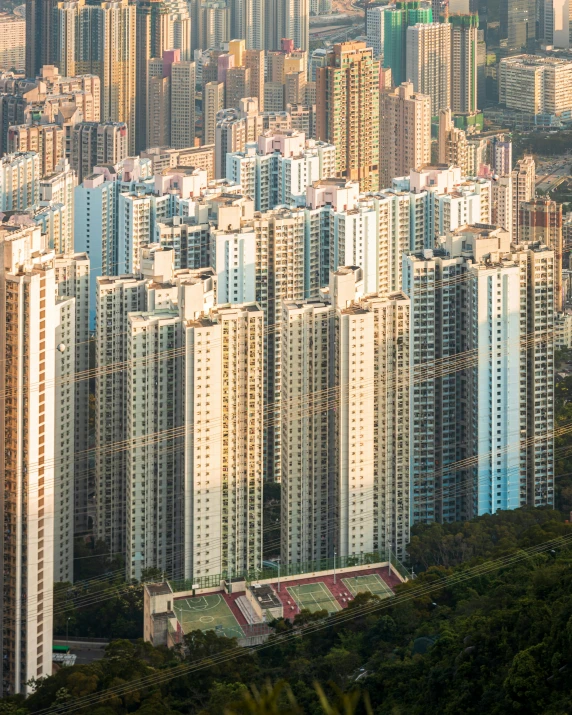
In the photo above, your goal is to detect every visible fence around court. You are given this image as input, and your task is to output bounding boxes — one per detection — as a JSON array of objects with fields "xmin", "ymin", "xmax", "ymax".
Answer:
[{"xmin": 169, "ymin": 548, "xmax": 409, "ymax": 594}]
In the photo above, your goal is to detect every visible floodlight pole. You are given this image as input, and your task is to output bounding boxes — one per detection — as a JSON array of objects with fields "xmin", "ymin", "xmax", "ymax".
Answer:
[
  {"xmin": 334, "ymin": 550, "xmax": 337, "ymax": 585},
  {"xmin": 277, "ymin": 562, "xmax": 280, "ymax": 592}
]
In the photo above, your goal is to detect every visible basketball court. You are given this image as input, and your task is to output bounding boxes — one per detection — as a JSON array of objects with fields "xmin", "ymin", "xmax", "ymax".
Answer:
[
  {"xmin": 286, "ymin": 581, "xmax": 341, "ymax": 614},
  {"xmin": 342, "ymin": 573, "xmax": 391, "ymax": 599},
  {"xmin": 173, "ymin": 594, "xmax": 245, "ymax": 639}
]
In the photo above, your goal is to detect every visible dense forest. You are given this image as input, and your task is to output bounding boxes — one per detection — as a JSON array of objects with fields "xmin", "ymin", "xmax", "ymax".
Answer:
[{"xmin": 4, "ymin": 507, "xmax": 572, "ymax": 715}]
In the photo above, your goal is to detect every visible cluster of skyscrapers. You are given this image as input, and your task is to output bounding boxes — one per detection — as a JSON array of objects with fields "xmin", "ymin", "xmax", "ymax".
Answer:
[{"xmin": 0, "ymin": 0, "xmax": 565, "ymax": 698}]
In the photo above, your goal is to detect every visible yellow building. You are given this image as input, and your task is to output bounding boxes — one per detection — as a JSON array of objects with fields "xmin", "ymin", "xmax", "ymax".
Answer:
[{"xmin": 316, "ymin": 42, "xmax": 380, "ymax": 192}]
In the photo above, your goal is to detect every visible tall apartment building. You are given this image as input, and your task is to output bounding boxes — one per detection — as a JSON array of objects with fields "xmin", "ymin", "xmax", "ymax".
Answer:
[
  {"xmin": 2, "ymin": 68, "xmax": 102, "ymax": 155},
  {"xmin": 491, "ymin": 174, "xmax": 513, "ymax": 239},
  {"xmin": 406, "ymin": 22, "xmax": 452, "ymax": 114},
  {"xmin": 147, "ymin": 57, "xmax": 170, "ymax": 149},
  {"xmin": 0, "ymin": 152, "xmax": 40, "ymax": 211},
  {"xmin": 96, "ymin": 246, "xmax": 263, "ymax": 581},
  {"xmin": 229, "ymin": 0, "xmax": 265, "ymax": 49},
  {"xmin": 0, "ymin": 12, "xmax": 25, "ymax": 71},
  {"xmin": 380, "ymin": 82, "xmax": 431, "ymax": 188},
  {"xmin": 244, "ymin": 49, "xmax": 265, "ymax": 111},
  {"xmin": 285, "ymin": 71, "xmax": 307, "ymax": 107},
  {"xmin": 465, "ymin": 239, "xmax": 524, "ymax": 516},
  {"xmin": 267, "ymin": 45, "xmax": 307, "ymax": 84},
  {"xmin": 280, "ymin": 298, "xmax": 336, "ymax": 563},
  {"xmin": 366, "ymin": 5, "xmax": 386, "ymax": 58},
  {"xmin": 290, "ymin": 0, "xmax": 310, "ymax": 51},
  {"xmin": 335, "ymin": 278, "xmax": 410, "ymax": 559},
  {"xmin": 75, "ymin": 158, "xmax": 234, "ymax": 316},
  {"xmin": 306, "ymin": 166, "xmax": 489, "ymax": 295},
  {"xmin": 217, "ymin": 50, "xmax": 235, "ymax": 85},
  {"xmin": 450, "ymin": 13, "xmax": 478, "ymax": 113},
  {"xmin": 74, "ymin": 161, "xmax": 142, "ymax": 311},
  {"xmin": 215, "ymin": 101, "xmax": 263, "ymax": 178},
  {"xmin": 519, "ymin": 243, "xmax": 555, "ymax": 507},
  {"xmin": 383, "ymin": 0, "xmax": 433, "ymax": 87},
  {"xmin": 182, "ymin": 300, "xmax": 264, "ymax": 580},
  {"xmin": 226, "ymin": 130, "xmax": 336, "ymax": 210},
  {"xmin": 226, "ymin": 66, "xmax": 251, "ymax": 109},
  {"xmin": 542, "ymin": 0, "xmax": 571, "ymax": 48},
  {"xmin": 197, "ymin": 0, "xmax": 230, "ymax": 51},
  {"xmin": 228, "ymin": 38, "xmax": 245, "ymax": 66},
  {"xmin": 54, "ymin": 253, "xmax": 91, "ymax": 535},
  {"xmin": 266, "ymin": 0, "xmax": 309, "ymax": 51},
  {"xmin": 116, "ymin": 166, "xmax": 207, "ymax": 275},
  {"xmin": 438, "ymin": 108, "xmax": 470, "ymax": 174},
  {"xmin": 281, "ymin": 267, "xmax": 411, "ymax": 563},
  {"xmin": 316, "ymin": 42, "xmax": 380, "ymax": 192},
  {"xmin": 96, "ymin": 270, "xmax": 147, "ymax": 557},
  {"xmin": 135, "ymin": 0, "xmax": 191, "ymax": 152},
  {"xmin": 519, "ymin": 198, "xmax": 563, "ymax": 311},
  {"xmin": 511, "ymin": 155, "xmax": 535, "ymax": 243},
  {"xmin": 3, "ymin": 66, "xmax": 102, "ymax": 123},
  {"xmin": 287, "ymin": 103, "xmax": 316, "ymax": 139},
  {"xmin": 209, "ymin": 203, "xmax": 306, "ymax": 483},
  {"xmin": 124, "ymin": 266, "xmax": 186, "ymax": 581},
  {"xmin": 74, "ymin": 0, "xmax": 136, "ymax": 153},
  {"xmin": 204, "ymin": 82, "xmax": 225, "ymax": 145},
  {"xmin": 0, "ymin": 90, "xmax": 33, "ymax": 155},
  {"xmin": 147, "ymin": 51, "xmax": 196, "ymax": 150},
  {"xmin": 310, "ymin": 48, "xmax": 328, "ymax": 81},
  {"xmin": 404, "ymin": 239, "xmax": 468, "ymax": 524},
  {"xmin": 500, "ymin": 0, "xmax": 535, "ymax": 50},
  {"xmin": 55, "ymin": 0, "xmax": 83, "ymax": 77},
  {"xmin": 491, "ymin": 137, "xmax": 512, "ymax": 176},
  {"xmin": 468, "ymin": 236, "xmax": 555, "ymax": 512},
  {"xmin": 171, "ymin": 61, "xmax": 196, "ymax": 149},
  {"xmin": 71, "ymin": 121, "xmax": 129, "ymax": 183},
  {"xmin": 25, "ymin": 0, "xmax": 57, "ymax": 76},
  {"xmin": 403, "ymin": 224, "xmax": 555, "ymax": 524},
  {"xmin": 363, "ymin": 291, "xmax": 410, "ymax": 560},
  {"xmin": 38, "ymin": 157, "xmax": 78, "ymax": 254},
  {"xmin": 7, "ymin": 124, "xmax": 64, "ymax": 178},
  {"xmin": 0, "ymin": 224, "xmax": 76, "ymax": 694},
  {"xmin": 156, "ymin": 216, "xmax": 211, "ymax": 270}
]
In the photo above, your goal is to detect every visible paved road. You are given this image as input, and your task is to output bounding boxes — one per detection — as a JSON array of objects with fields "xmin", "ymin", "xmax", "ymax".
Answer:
[
  {"xmin": 536, "ymin": 156, "xmax": 571, "ymax": 193},
  {"xmin": 53, "ymin": 639, "xmax": 108, "ymax": 665}
]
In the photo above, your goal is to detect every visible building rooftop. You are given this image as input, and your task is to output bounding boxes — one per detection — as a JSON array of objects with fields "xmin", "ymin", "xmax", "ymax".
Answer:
[
  {"xmin": 453, "ymin": 223, "xmax": 500, "ymax": 236},
  {"xmin": 501, "ymin": 54, "xmax": 572, "ymax": 67},
  {"xmin": 146, "ymin": 582, "xmax": 173, "ymax": 596},
  {"xmin": 249, "ymin": 583, "xmax": 282, "ymax": 608}
]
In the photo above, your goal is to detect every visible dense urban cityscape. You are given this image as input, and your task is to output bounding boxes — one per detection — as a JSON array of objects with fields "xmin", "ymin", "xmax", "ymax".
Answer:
[{"xmin": 2, "ymin": 0, "xmax": 572, "ymax": 712}]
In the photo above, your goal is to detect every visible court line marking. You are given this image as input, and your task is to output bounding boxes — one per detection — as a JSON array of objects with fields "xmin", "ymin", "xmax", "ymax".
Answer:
[
  {"xmin": 342, "ymin": 574, "xmax": 391, "ymax": 596},
  {"xmin": 175, "ymin": 593, "xmax": 245, "ymax": 637},
  {"xmin": 287, "ymin": 581, "xmax": 340, "ymax": 611}
]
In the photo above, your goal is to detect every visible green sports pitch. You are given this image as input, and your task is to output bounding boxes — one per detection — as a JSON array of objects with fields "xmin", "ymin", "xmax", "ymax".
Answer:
[
  {"xmin": 342, "ymin": 573, "xmax": 391, "ymax": 599},
  {"xmin": 173, "ymin": 594, "xmax": 245, "ymax": 639},
  {"xmin": 286, "ymin": 582, "xmax": 341, "ymax": 614}
]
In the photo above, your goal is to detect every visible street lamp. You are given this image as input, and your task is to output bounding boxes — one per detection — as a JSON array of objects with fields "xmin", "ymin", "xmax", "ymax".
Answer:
[{"xmin": 66, "ymin": 617, "xmax": 71, "ymax": 647}]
